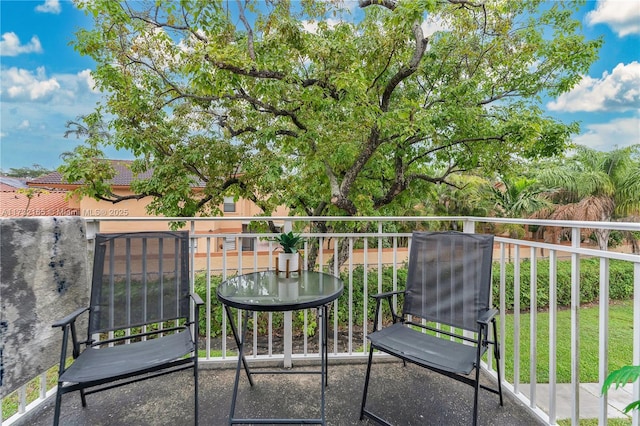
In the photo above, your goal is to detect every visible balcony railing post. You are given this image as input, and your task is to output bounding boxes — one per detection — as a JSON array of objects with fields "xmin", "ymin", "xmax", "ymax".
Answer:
[
  {"xmin": 599, "ymin": 257, "xmax": 610, "ymax": 424},
  {"xmin": 462, "ymin": 220, "xmax": 475, "ymax": 234},
  {"xmin": 513, "ymin": 244, "xmax": 521, "ymax": 394},
  {"xmin": 633, "ymin": 262, "xmax": 640, "ymax": 426},
  {"xmin": 283, "ymin": 219, "xmax": 293, "ymax": 368},
  {"xmin": 570, "ymin": 227, "xmax": 581, "ymax": 425},
  {"xmin": 548, "ymin": 249, "xmax": 558, "ymax": 424},
  {"xmin": 529, "ymin": 247, "xmax": 537, "ymax": 408}
]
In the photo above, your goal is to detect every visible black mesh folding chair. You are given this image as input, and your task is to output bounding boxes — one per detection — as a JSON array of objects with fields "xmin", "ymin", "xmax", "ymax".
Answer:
[
  {"xmin": 52, "ymin": 231, "xmax": 203, "ymax": 426},
  {"xmin": 360, "ymin": 231, "xmax": 503, "ymax": 426}
]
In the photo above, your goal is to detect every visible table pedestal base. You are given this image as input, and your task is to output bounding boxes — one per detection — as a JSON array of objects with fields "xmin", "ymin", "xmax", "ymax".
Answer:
[{"xmin": 225, "ymin": 304, "xmax": 330, "ymax": 425}]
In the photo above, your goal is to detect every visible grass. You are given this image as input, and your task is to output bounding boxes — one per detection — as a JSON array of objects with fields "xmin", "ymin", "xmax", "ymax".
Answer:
[
  {"xmin": 1, "ymin": 365, "xmax": 59, "ymax": 421},
  {"xmin": 499, "ymin": 299, "xmax": 635, "ymax": 384},
  {"xmin": 558, "ymin": 418, "xmax": 632, "ymax": 425}
]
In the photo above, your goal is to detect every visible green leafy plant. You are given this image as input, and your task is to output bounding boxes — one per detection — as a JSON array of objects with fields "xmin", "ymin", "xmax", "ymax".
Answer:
[
  {"xmin": 602, "ymin": 365, "xmax": 640, "ymax": 414},
  {"xmin": 270, "ymin": 231, "xmax": 305, "ymax": 253}
]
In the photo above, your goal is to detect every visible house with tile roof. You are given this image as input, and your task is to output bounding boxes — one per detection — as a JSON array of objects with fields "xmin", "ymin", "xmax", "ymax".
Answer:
[
  {"xmin": 0, "ymin": 176, "xmax": 79, "ymax": 217},
  {"xmin": 0, "ymin": 176, "xmax": 28, "ymax": 191},
  {"xmin": 26, "ymin": 160, "xmax": 285, "ymax": 255}
]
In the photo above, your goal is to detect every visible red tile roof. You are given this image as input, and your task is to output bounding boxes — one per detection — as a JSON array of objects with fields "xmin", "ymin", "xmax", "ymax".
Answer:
[
  {"xmin": 0, "ymin": 191, "xmax": 78, "ymax": 217},
  {"xmin": 29, "ymin": 160, "xmax": 154, "ymax": 187},
  {"xmin": 28, "ymin": 160, "xmax": 206, "ymax": 188},
  {"xmin": 27, "ymin": 171, "xmax": 66, "ymax": 186},
  {"xmin": 0, "ymin": 177, "xmax": 29, "ymax": 190},
  {"xmin": 0, "ymin": 183, "xmax": 17, "ymax": 192}
]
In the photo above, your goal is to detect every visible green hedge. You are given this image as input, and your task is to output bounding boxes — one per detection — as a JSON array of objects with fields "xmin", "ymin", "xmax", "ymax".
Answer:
[
  {"xmin": 193, "ymin": 273, "xmax": 225, "ymax": 336},
  {"xmin": 493, "ymin": 258, "xmax": 635, "ymax": 312},
  {"xmin": 335, "ymin": 265, "xmax": 408, "ymax": 327},
  {"xmin": 193, "ymin": 258, "xmax": 634, "ymax": 337}
]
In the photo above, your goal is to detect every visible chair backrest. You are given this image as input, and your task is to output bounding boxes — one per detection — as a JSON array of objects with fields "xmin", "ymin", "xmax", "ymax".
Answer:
[
  {"xmin": 89, "ymin": 231, "xmax": 190, "ymax": 335},
  {"xmin": 403, "ymin": 231, "xmax": 494, "ymax": 331}
]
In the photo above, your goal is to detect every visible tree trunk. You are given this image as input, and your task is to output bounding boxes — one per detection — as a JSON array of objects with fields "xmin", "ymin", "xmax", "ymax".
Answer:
[{"xmin": 595, "ymin": 228, "xmax": 610, "ymax": 251}]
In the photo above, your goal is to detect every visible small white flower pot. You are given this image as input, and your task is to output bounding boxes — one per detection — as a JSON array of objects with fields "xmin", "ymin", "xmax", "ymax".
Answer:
[{"xmin": 277, "ymin": 252, "xmax": 299, "ymax": 273}]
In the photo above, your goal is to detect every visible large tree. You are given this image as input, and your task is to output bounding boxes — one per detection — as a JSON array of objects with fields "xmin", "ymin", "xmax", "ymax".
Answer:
[
  {"xmin": 62, "ymin": 0, "xmax": 600, "ymax": 221},
  {"xmin": 3, "ymin": 164, "xmax": 52, "ymax": 178},
  {"xmin": 535, "ymin": 145, "xmax": 640, "ymax": 250}
]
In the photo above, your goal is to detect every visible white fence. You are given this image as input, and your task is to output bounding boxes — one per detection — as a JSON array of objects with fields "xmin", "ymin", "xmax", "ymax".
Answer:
[{"xmin": 3, "ymin": 216, "xmax": 639, "ymax": 426}]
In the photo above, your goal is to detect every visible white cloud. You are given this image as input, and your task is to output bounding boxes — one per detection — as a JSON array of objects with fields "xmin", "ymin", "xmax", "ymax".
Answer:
[
  {"xmin": 1, "ymin": 67, "xmax": 60, "ymax": 101},
  {"xmin": 302, "ymin": 18, "xmax": 342, "ymax": 34},
  {"xmin": 17, "ymin": 120, "xmax": 30, "ymax": 130},
  {"xmin": 586, "ymin": 0, "xmax": 640, "ymax": 37},
  {"xmin": 0, "ymin": 33, "xmax": 43, "ymax": 57},
  {"xmin": 422, "ymin": 15, "xmax": 448, "ymax": 37},
  {"xmin": 573, "ymin": 116, "xmax": 640, "ymax": 151},
  {"xmin": 77, "ymin": 69, "xmax": 99, "ymax": 93},
  {"xmin": 547, "ymin": 62, "xmax": 640, "ymax": 112},
  {"xmin": 302, "ymin": 20, "xmax": 319, "ymax": 33},
  {"xmin": 35, "ymin": 0, "xmax": 61, "ymax": 14}
]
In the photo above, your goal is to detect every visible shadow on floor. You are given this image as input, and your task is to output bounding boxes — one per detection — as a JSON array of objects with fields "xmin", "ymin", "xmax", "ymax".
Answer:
[{"xmin": 20, "ymin": 360, "xmax": 544, "ymax": 425}]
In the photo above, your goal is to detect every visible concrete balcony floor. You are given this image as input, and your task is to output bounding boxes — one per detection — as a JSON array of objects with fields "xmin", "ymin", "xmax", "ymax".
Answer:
[{"xmin": 20, "ymin": 359, "xmax": 544, "ymax": 426}]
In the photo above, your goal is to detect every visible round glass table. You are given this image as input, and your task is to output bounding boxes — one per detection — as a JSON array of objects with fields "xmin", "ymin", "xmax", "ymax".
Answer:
[
  {"xmin": 217, "ymin": 270, "xmax": 344, "ymax": 312},
  {"xmin": 216, "ymin": 270, "xmax": 344, "ymax": 425}
]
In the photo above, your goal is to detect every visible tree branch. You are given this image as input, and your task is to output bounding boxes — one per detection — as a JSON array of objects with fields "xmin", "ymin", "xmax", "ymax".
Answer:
[
  {"xmin": 407, "ymin": 135, "xmax": 507, "ymax": 167},
  {"xmin": 359, "ymin": 0, "xmax": 397, "ymax": 10},
  {"xmin": 381, "ymin": 22, "xmax": 428, "ymax": 111},
  {"xmin": 234, "ymin": 88, "xmax": 308, "ymax": 131},
  {"xmin": 236, "ymin": 0, "xmax": 256, "ymax": 61}
]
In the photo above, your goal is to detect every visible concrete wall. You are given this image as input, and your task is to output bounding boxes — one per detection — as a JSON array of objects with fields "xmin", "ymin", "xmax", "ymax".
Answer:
[{"xmin": 0, "ymin": 217, "xmax": 90, "ymax": 398}]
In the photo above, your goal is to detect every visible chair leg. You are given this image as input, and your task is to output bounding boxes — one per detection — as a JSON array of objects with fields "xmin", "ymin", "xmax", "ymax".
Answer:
[
  {"xmin": 493, "ymin": 321, "xmax": 504, "ymax": 406},
  {"xmin": 80, "ymin": 388, "xmax": 87, "ymax": 407},
  {"xmin": 496, "ymin": 354, "xmax": 504, "ymax": 406},
  {"xmin": 360, "ymin": 345, "xmax": 375, "ymax": 421},
  {"xmin": 472, "ymin": 366, "xmax": 481, "ymax": 426},
  {"xmin": 53, "ymin": 384, "xmax": 64, "ymax": 426},
  {"xmin": 194, "ymin": 354, "xmax": 199, "ymax": 425}
]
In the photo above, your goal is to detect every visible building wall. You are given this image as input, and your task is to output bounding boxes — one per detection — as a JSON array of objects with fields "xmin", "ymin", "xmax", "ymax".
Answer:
[{"xmin": 76, "ymin": 188, "xmax": 290, "ymax": 256}]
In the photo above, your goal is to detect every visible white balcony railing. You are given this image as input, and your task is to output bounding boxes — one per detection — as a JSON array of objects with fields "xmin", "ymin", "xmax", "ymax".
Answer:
[{"xmin": 2, "ymin": 216, "xmax": 639, "ymax": 426}]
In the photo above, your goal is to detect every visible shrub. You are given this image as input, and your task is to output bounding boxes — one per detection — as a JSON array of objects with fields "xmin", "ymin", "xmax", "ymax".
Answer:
[
  {"xmin": 335, "ymin": 265, "xmax": 407, "ymax": 327},
  {"xmin": 193, "ymin": 273, "xmax": 225, "ymax": 336},
  {"xmin": 195, "ymin": 257, "xmax": 634, "ymax": 338},
  {"xmin": 491, "ymin": 258, "xmax": 634, "ymax": 312}
]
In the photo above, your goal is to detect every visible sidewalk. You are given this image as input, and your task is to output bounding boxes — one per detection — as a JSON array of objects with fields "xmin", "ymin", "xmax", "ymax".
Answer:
[{"xmin": 521, "ymin": 382, "xmax": 635, "ymax": 420}]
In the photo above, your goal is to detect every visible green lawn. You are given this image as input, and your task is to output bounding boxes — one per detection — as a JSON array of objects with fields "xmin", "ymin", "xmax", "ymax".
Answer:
[
  {"xmin": 499, "ymin": 300, "xmax": 635, "ymax": 384},
  {"xmin": 558, "ymin": 418, "xmax": 631, "ymax": 426}
]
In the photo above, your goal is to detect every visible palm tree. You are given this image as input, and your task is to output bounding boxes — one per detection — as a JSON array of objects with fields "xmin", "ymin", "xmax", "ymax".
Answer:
[
  {"xmin": 487, "ymin": 175, "xmax": 555, "ymax": 260},
  {"xmin": 430, "ymin": 174, "xmax": 492, "ymax": 230},
  {"xmin": 535, "ymin": 145, "xmax": 640, "ymax": 250},
  {"xmin": 64, "ymin": 114, "xmax": 110, "ymax": 141},
  {"xmin": 489, "ymin": 176, "xmax": 555, "ymax": 222}
]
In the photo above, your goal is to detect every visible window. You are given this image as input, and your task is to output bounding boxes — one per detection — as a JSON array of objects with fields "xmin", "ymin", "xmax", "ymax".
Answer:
[
  {"xmin": 220, "ymin": 236, "xmax": 236, "ymax": 251},
  {"xmin": 241, "ymin": 223, "xmax": 254, "ymax": 251},
  {"xmin": 223, "ymin": 196, "xmax": 236, "ymax": 213}
]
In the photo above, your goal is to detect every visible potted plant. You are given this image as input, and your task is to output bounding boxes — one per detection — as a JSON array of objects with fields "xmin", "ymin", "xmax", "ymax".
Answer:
[
  {"xmin": 602, "ymin": 365, "xmax": 640, "ymax": 414},
  {"xmin": 271, "ymin": 231, "xmax": 304, "ymax": 273}
]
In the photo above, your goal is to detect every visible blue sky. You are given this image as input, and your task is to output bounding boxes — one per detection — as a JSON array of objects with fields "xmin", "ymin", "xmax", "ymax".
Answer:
[{"xmin": 1, "ymin": 0, "xmax": 639, "ymax": 172}]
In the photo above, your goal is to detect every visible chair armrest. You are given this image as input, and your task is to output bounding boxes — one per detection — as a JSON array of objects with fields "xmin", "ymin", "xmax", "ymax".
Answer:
[
  {"xmin": 477, "ymin": 308, "xmax": 498, "ymax": 325},
  {"xmin": 52, "ymin": 307, "xmax": 89, "ymax": 328},
  {"xmin": 190, "ymin": 292, "xmax": 204, "ymax": 345},
  {"xmin": 371, "ymin": 290, "xmax": 405, "ymax": 300},
  {"xmin": 371, "ymin": 291, "xmax": 405, "ymax": 331},
  {"xmin": 191, "ymin": 292, "xmax": 204, "ymax": 306},
  {"xmin": 52, "ymin": 307, "xmax": 89, "ymax": 372}
]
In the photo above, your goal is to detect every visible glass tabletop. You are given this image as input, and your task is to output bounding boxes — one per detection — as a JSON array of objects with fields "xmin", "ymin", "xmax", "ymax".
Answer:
[{"xmin": 216, "ymin": 270, "xmax": 344, "ymax": 312}]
